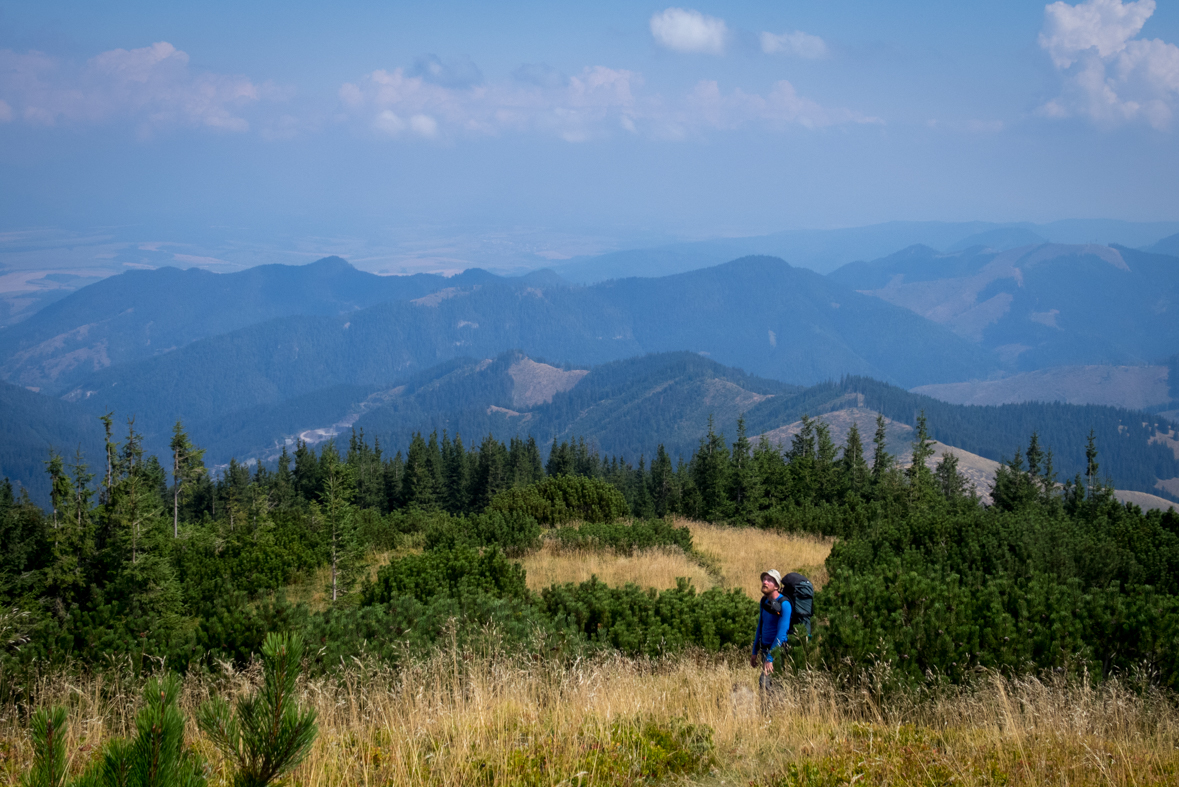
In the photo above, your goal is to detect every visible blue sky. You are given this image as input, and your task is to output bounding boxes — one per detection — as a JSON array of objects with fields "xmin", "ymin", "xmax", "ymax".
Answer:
[{"xmin": 1, "ymin": 1, "xmax": 1178, "ymax": 271}]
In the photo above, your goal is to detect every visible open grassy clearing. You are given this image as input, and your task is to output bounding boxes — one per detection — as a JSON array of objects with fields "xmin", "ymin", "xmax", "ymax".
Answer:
[
  {"xmin": 4, "ymin": 650, "xmax": 1176, "ymax": 786},
  {"xmin": 683, "ymin": 519, "xmax": 832, "ymax": 595},
  {"xmin": 519, "ymin": 519, "xmax": 833, "ymax": 596},
  {"xmin": 521, "ymin": 542, "xmax": 713, "ymax": 593}
]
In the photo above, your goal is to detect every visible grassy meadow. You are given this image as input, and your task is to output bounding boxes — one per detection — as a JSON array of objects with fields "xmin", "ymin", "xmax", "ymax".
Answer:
[{"xmin": 3, "ymin": 520, "xmax": 1177, "ymax": 786}]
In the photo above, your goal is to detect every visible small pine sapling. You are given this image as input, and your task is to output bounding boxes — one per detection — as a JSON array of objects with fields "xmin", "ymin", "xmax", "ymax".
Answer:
[
  {"xmin": 71, "ymin": 675, "xmax": 206, "ymax": 787},
  {"xmin": 28, "ymin": 677, "xmax": 206, "ymax": 787},
  {"xmin": 127, "ymin": 675, "xmax": 206, "ymax": 787},
  {"xmin": 22, "ymin": 706, "xmax": 68, "ymax": 787},
  {"xmin": 197, "ymin": 632, "xmax": 318, "ymax": 787}
]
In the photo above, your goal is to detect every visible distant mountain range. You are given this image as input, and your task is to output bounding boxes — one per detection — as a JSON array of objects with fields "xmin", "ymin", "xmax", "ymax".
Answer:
[
  {"xmin": 550, "ymin": 219, "xmax": 1179, "ymax": 282},
  {"xmin": 7, "ymin": 257, "xmax": 991, "ymax": 447},
  {"xmin": 3, "ymin": 232, "xmax": 1179, "ymax": 506},
  {"xmin": 0, "ymin": 257, "xmax": 497, "ymax": 393},
  {"xmin": 830, "ymin": 243, "xmax": 1179, "ymax": 371}
]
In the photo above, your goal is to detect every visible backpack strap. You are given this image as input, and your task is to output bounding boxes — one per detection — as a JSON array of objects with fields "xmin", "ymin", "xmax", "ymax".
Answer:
[{"xmin": 760, "ymin": 595, "xmax": 784, "ymax": 616}]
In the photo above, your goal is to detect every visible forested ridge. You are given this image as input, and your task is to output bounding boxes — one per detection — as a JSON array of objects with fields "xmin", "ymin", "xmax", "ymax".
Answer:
[
  {"xmin": 3, "ymin": 410, "xmax": 1178, "ymax": 705},
  {"xmin": 4, "ymin": 351, "xmax": 1178, "ymax": 508}
]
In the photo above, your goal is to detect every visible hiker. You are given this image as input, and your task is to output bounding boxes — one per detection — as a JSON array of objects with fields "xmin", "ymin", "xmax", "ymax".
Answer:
[{"xmin": 750, "ymin": 569, "xmax": 791, "ymax": 694}]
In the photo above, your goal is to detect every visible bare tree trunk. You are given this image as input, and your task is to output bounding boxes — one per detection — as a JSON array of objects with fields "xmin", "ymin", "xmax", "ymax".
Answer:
[
  {"xmin": 331, "ymin": 543, "xmax": 338, "ymax": 603},
  {"xmin": 173, "ymin": 448, "xmax": 180, "ymax": 538}
]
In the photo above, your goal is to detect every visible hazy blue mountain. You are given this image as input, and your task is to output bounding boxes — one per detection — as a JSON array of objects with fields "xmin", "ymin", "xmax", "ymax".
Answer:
[
  {"xmin": 829, "ymin": 243, "xmax": 1179, "ymax": 371},
  {"xmin": 0, "ymin": 380, "xmax": 105, "ymax": 503},
  {"xmin": 64, "ymin": 255, "xmax": 994, "ymax": 457},
  {"xmin": 946, "ymin": 227, "xmax": 1047, "ymax": 252},
  {"xmin": 1147, "ymin": 233, "xmax": 1179, "ymax": 257},
  {"xmin": 551, "ymin": 220, "xmax": 1179, "ymax": 282},
  {"xmin": 0, "ymin": 257, "xmax": 494, "ymax": 393}
]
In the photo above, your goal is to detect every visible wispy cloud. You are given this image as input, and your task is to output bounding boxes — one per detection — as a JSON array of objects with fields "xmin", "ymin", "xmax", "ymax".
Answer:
[
  {"xmin": 1039, "ymin": 0, "xmax": 1179, "ymax": 129},
  {"xmin": 649, "ymin": 8, "xmax": 729, "ymax": 55},
  {"xmin": 340, "ymin": 58, "xmax": 879, "ymax": 142},
  {"xmin": 0, "ymin": 42, "xmax": 280, "ymax": 135},
  {"xmin": 760, "ymin": 30, "xmax": 828, "ymax": 59},
  {"xmin": 341, "ymin": 64, "xmax": 641, "ymax": 142}
]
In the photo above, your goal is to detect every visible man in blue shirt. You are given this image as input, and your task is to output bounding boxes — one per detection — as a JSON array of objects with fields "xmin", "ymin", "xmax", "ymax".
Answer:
[{"xmin": 750, "ymin": 569, "xmax": 791, "ymax": 695}]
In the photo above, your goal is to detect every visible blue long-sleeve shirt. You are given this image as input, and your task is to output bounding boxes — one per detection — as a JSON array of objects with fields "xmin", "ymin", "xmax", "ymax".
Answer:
[{"xmin": 752, "ymin": 593, "xmax": 792, "ymax": 663}]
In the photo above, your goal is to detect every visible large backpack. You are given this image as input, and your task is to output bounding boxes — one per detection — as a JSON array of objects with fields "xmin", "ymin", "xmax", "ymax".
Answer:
[{"xmin": 781, "ymin": 572, "xmax": 814, "ymax": 636}]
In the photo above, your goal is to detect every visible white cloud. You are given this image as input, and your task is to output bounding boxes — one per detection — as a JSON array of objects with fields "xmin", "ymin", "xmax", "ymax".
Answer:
[
  {"xmin": 1040, "ymin": 0, "xmax": 1154, "ymax": 67},
  {"xmin": 341, "ymin": 57, "xmax": 877, "ymax": 141},
  {"xmin": 410, "ymin": 113, "xmax": 438, "ymax": 137},
  {"xmin": 685, "ymin": 79, "xmax": 879, "ymax": 130},
  {"xmin": 374, "ymin": 109, "xmax": 406, "ymax": 135},
  {"xmin": 0, "ymin": 42, "xmax": 277, "ymax": 134},
  {"xmin": 649, "ymin": 8, "xmax": 728, "ymax": 55},
  {"xmin": 344, "ymin": 64, "xmax": 641, "ymax": 141},
  {"xmin": 760, "ymin": 30, "xmax": 828, "ymax": 59},
  {"xmin": 1039, "ymin": 0, "xmax": 1179, "ymax": 129}
]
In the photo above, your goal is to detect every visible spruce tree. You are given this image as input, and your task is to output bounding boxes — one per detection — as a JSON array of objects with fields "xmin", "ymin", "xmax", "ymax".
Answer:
[
  {"xmin": 442, "ymin": 434, "xmax": 470, "ymax": 513},
  {"xmin": 814, "ymin": 420, "xmax": 838, "ymax": 501},
  {"xmin": 169, "ymin": 422, "xmax": 205, "ymax": 538},
  {"xmin": 906, "ymin": 411, "xmax": 935, "ymax": 497},
  {"xmin": 101, "ymin": 420, "xmax": 183, "ymax": 635},
  {"xmin": 934, "ymin": 451, "xmax": 968, "ymax": 500},
  {"xmin": 649, "ymin": 444, "xmax": 675, "ymax": 517},
  {"xmin": 840, "ymin": 422, "xmax": 870, "ymax": 497},
  {"xmin": 402, "ymin": 433, "xmax": 438, "ymax": 509},
  {"xmin": 546, "ymin": 439, "xmax": 575, "ymax": 477},
  {"xmin": 318, "ymin": 445, "xmax": 359, "ymax": 604},
  {"xmin": 727, "ymin": 417, "xmax": 761, "ymax": 523},
  {"xmin": 871, "ymin": 413, "xmax": 893, "ymax": 485},
  {"xmin": 691, "ymin": 416, "xmax": 729, "ymax": 521},
  {"xmin": 1085, "ymin": 430, "xmax": 1100, "ymax": 500},
  {"xmin": 384, "ymin": 451, "xmax": 404, "ymax": 511},
  {"xmin": 471, "ymin": 434, "xmax": 509, "ymax": 510},
  {"xmin": 523, "ymin": 436, "xmax": 545, "ymax": 485}
]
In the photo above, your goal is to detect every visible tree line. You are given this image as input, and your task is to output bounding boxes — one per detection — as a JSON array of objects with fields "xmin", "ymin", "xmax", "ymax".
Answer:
[{"xmin": 3, "ymin": 409, "xmax": 1179, "ymax": 699}]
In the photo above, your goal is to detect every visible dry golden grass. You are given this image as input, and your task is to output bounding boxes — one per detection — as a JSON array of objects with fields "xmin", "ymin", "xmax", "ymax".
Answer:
[
  {"xmin": 3, "ymin": 647, "xmax": 1178, "ymax": 786},
  {"xmin": 683, "ymin": 519, "xmax": 833, "ymax": 596},
  {"xmin": 520, "ymin": 542, "xmax": 714, "ymax": 593},
  {"xmin": 518, "ymin": 520, "xmax": 833, "ymax": 598}
]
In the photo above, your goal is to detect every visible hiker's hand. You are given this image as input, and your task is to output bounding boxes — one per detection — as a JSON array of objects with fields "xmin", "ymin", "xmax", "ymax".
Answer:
[
  {"xmin": 763, "ymin": 660, "xmax": 774, "ymax": 675},
  {"xmin": 750, "ymin": 654, "xmax": 759, "ymax": 668}
]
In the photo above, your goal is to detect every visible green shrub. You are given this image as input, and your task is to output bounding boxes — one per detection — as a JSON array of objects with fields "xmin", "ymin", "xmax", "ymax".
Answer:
[
  {"xmin": 489, "ymin": 476, "xmax": 629, "ymax": 525},
  {"xmin": 550, "ymin": 519, "xmax": 692, "ymax": 555},
  {"xmin": 361, "ymin": 545, "xmax": 529, "ymax": 606},
  {"xmin": 424, "ymin": 510, "xmax": 541, "ymax": 554},
  {"xmin": 540, "ymin": 577, "xmax": 755, "ymax": 657}
]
